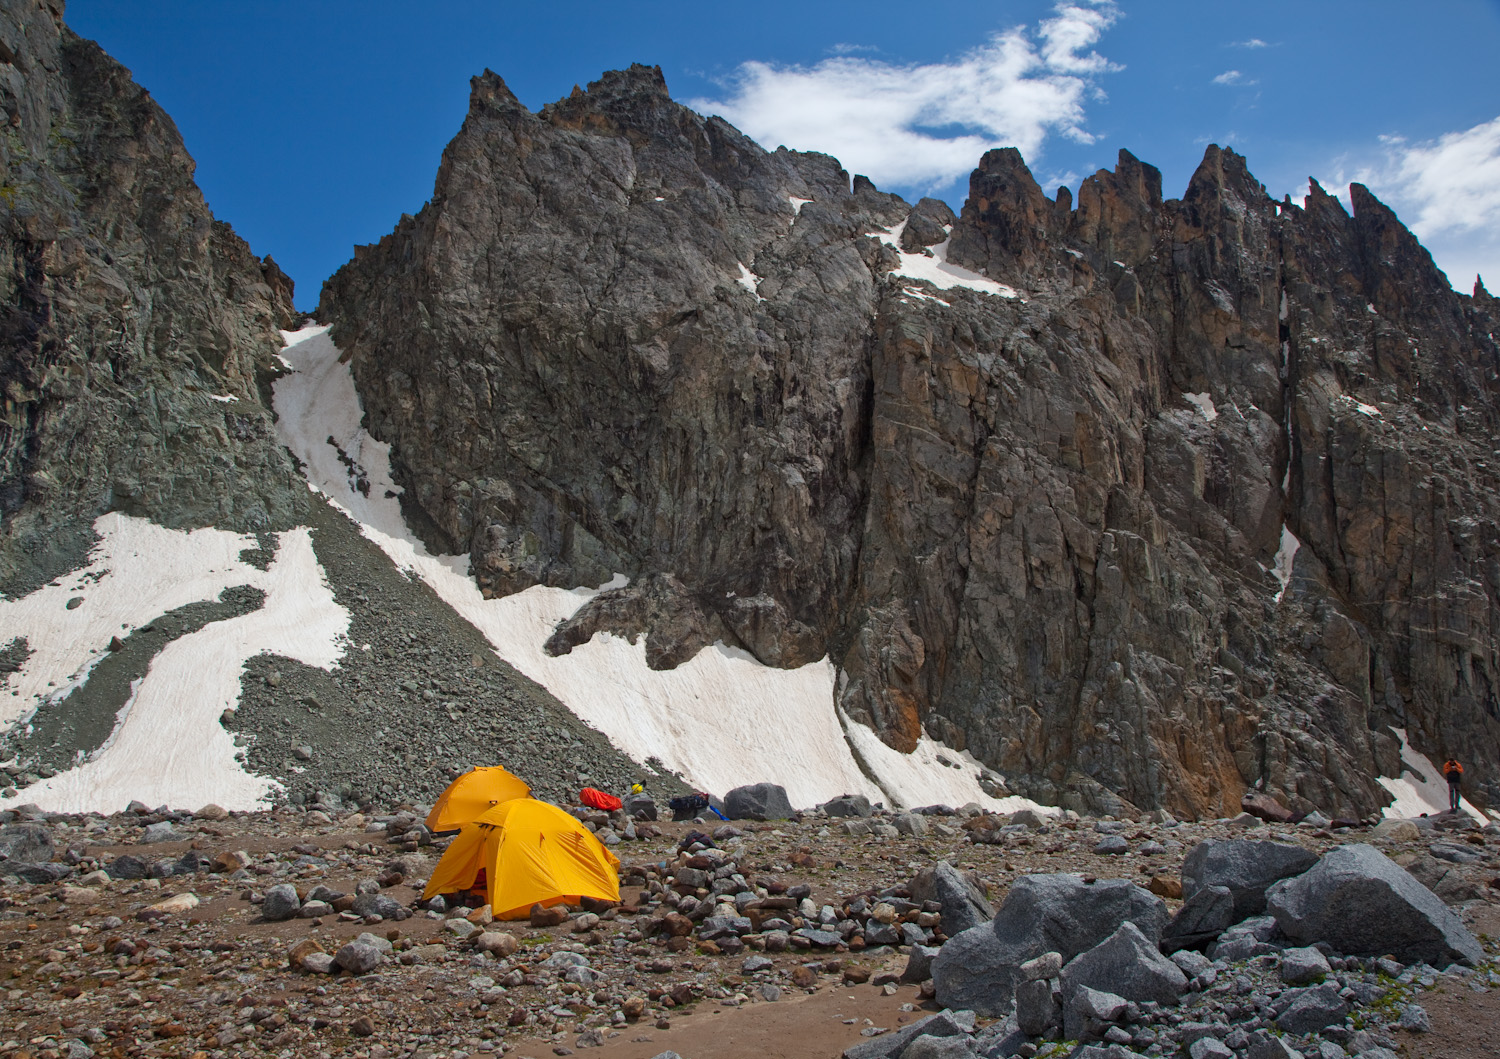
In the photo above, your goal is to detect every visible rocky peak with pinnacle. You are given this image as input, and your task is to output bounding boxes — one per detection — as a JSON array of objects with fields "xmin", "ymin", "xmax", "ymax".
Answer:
[{"xmin": 321, "ymin": 65, "xmax": 1500, "ymax": 822}]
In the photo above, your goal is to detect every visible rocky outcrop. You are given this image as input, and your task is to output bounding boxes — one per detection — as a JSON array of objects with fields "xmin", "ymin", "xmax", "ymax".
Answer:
[
  {"xmin": 320, "ymin": 65, "xmax": 1500, "ymax": 819},
  {"xmin": 0, "ymin": 0, "xmax": 302, "ymax": 593}
]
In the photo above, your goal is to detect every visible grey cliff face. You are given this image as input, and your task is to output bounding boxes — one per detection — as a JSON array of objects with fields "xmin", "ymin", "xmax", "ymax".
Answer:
[
  {"xmin": 0, "ymin": 0, "xmax": 303, "ymax": 592},
  {"xmin": 321, "ymin": 68, "xmax": 1500, "ymax": 819}
]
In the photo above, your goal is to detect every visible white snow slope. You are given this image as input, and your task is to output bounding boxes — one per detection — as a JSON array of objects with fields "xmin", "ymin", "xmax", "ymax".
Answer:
[
  {"xmin": 1378, "ymin": 727, "xmax": 1492, "ymax": 823},
  {"xmin": 272, "ymin": 325, "xmax": 1046, "ymax": 814},
  {"xmin": 1, "ymin": 517, "xmax": 347, "ymax": 812},
  {"xmin": 870, "ymin": 221, "xmax": 1020, "ymax": 300}
]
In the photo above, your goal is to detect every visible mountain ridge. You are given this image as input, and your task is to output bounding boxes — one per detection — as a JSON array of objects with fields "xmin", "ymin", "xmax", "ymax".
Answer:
[{"xmin": 319, "ymin": 62, "xmax": 1500, "ymax": 821}]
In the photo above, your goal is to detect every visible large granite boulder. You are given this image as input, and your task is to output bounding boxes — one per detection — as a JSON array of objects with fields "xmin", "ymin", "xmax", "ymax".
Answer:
[
  {"xmin": 1162, "ymin": 884, "xmax": 1236, "ymax": 953},
  {"xmin": 0, "ymin": 824, "xmax": 53, "ymax": 865},
  {"xmin": 1182, "ymin": 840, "xmax": 1318, "ymax": 920},
  {"xmin": 1266, "ymin": 843, "xmax": 1483, "ymax": 966},
  {"xmin": 1060, "ymin": 921, "xmax": 1188, "ymax": 1007},
  {"xmin": 909, "ymin": 861, "xmax": 994, "ymax": 935},
  {"xmin": 723, "ymin": 783, "xmax": 794, "ymax": 821},
  {"xmin": 931, "ymin": 873, "xmax": 1167, "ymax": 1016}
]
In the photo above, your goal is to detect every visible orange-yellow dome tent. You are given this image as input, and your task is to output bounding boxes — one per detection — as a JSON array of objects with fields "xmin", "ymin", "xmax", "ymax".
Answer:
[
  {"xmin": 426, "ymin": 765, "xmax": 531, "ymax": 833},
  {"xmin": 423, "ymin": 798, "xmax": 621, "ymax": 919}
]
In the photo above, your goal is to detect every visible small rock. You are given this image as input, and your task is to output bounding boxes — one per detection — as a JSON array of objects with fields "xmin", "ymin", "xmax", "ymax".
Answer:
[
  {"xmin": 335, "ymin": 940, "xmax": 385, "ymax": 974},
  {"xmin": 349, "ymin": 1015, "xmax": 376, "ymax": 1036},
  {"xmin": 261, "ymin": 883, "xmax": 301, "ymax": 921},
  {"xmin": 139, "ymin": 821, "xmax": 179, "ymax": 844},
  {"xmin": 1280, "ymin": 946, "xmax": 1332, "ymax": 985}
]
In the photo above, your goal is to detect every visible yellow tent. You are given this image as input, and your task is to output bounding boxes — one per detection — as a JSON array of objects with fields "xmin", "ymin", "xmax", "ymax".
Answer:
[
  {"xmin": 426, "ymin": 765, "xmax": 531, "ymax": 833},
  {"xmin": 423, "ymin": 798, "xmax": 621, "ymax": 919}
]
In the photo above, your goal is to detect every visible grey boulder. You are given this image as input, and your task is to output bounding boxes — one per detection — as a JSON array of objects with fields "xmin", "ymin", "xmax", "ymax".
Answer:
[
  {"xmin": 623, "ymin": 793, "xmax": 657, "ymax": 820},
  {"xmin": 723, "ymin": 783, "xmax": 794, "ymax": 821},
  {"xmin": 1274, "ymin": 983, "xmax": 1350, "ymax": 1034},
  {"xmin": 334, "ymin": 940, "xmax": 384, "ymax": 974},
  {"xmin": 840, "ymin": 1010, "xmax": 971, "ymax": 1059},
  {"xmin": 261, "ymin": 884, "xmax": 301, "ymax": 921},
  {"xmin": 1266, "ymin": 843, "xmax": 1483, "ymax": 966},
  {"xmin": 1015, "ymin": 977, "xmax": 1061, "ymax": 1036},
  {"xmin": 931, "ymin": 873, "xmax": 1166, "ymax": 1016},
  {"xmin": 351, "ymin": 892, "xmax": 404, "ymax": 919},
  {"xmin": 909, "ymin": 861, "xmax": 994, "ymax": 936},
  {"xmin": 1063, "ymin": 984, "xmax": 1128, "ymax": 1042},
  {"xmin": 901, "ymin": 944, "xmax": 940, "ymax": 984},
  {"xmin": 1162, "ymin": 884, "xmax": 1235, "ymax": 952},
  {"xmin": 1182, "ymin": 840, "xmax": 1318, "ymax": 920},
  {"xmin": 1059, "ymin": 921, "xmax": 1188, "ymax": 1007},
  {"xmin": 1279, "ymin": 946, "xmax": 1332, "ymax": 986},
  {"xmin": 0, "ymin": 824, "xmax": 53, "ymax": 864},
  {"xmin": 822, "ymin": 794, "xmax": 874, "ymax": 818}
]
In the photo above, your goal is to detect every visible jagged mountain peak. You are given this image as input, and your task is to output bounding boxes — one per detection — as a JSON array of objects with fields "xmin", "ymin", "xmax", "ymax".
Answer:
[{"xmin": 316, "ymin": 62, "xmax": 1500, "ymax": 820}]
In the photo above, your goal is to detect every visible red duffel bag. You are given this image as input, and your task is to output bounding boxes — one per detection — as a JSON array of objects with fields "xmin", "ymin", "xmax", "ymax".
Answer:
[{"xmin": 579, "ymin": 787, "xmax": 623, "ymax": 812}]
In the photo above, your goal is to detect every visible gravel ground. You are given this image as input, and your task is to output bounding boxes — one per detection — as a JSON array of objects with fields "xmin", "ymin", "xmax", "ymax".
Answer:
[
  {"xmin": 224, "ymin": 498, "xmax": 690, "ymax": 810},
  {"xmin": 2, "ymin": 800, "xmax": 1498, "ymax": 1059}
]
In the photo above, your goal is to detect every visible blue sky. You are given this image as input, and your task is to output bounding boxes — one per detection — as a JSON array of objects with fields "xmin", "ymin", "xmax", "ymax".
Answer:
[{"xmin": 69, "ymin": 1, "xmax": 1500, "ymax": 309}]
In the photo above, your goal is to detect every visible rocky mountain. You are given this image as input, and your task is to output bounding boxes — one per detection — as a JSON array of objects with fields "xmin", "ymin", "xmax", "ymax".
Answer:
[
  {"xmin": 320, "ymin": 65, "xmax": 1500, "ymax": 821},
  {"xmin": 0, "ymin": 0, "xmax": 303, "ymax": 594}
]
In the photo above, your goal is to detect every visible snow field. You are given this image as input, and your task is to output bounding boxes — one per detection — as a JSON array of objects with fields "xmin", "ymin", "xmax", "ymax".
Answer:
[
  {"xmin": 869, "ymin": 220, "xmax": 1020, "ymax": 299},
  {"xmin": 273, "ymin": 325, "xmax": 1046, "ymax": 814},
  {"xmin": 1, "ymin": 518, "xmax": 348, "ymax": 812},
  {"xmin": 1378, "ymin": 727, "xmax": 1491, "ymax": 823}
]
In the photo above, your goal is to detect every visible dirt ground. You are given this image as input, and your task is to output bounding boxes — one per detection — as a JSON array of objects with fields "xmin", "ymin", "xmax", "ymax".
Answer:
[
  {"xmin": 1397, "ymin": 904, "xmax": 1500, "ymax": 1059},
  {"xmin": 1, "ymin": 806, "xmax": 1498, "ymax": 1059}
]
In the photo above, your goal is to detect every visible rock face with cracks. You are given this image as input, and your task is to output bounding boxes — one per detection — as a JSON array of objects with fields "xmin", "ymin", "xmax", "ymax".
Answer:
[
  {"xmin": 0, "ymin": 0, "xmax": 302, "ymax": 593},
  {"xmin": 320, "ymin": 63, "xmax": 1500, "ymax": 820}
]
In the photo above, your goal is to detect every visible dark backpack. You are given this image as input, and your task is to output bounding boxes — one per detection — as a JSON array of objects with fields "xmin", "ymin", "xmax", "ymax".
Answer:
[{"xmin": 668, "ymin": 792, "xmax": 709, "ymax": 820}]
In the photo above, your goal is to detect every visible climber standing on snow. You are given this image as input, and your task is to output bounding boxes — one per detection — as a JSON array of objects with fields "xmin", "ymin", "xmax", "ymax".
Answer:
[{"xmin": 1443, "ymin": 757, "xmax": 1464, "ymax": 813}]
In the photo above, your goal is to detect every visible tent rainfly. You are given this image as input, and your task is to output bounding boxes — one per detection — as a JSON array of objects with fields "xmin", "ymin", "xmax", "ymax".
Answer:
[
  {"xmin": 423, "ymin": 798, "xmax": 620, "ymax": 919},
  {"xmin": 426, "ymin": 765, "xmax": 531, "ymax": 833}
]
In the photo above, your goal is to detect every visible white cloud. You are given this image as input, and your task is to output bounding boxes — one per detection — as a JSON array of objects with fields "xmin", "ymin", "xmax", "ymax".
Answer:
[
  {"xmin": 690, "ymin": 2, "xmax": 1121, "ymax": 192},
  {"xmin": 1233, "ymin": 38, "xmax": 1270, "ymax": 48},
  {"xmin": 1297, "ymin": 116, "xmax": 1500, "ymax": 291},
  {"xmin": 1212, "ymin": 70, "xmax": 1256, "ymax": 86}
]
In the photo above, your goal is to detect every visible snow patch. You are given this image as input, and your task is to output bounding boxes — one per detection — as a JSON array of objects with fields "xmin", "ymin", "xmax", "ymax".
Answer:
[
  {"xmin": 869, "ymin": 221, "xmax": 1020, "ymax": 300},
  {"xmin": 1184, "ymin": 392, "xmax": 1218, "ymax": 422},
  {"xmin": 1378, "ymin": 727, "xmax": 1489, "ymax": 822},
  {"xmin": 900, "ymin": 286, "xmax": 951, "ymax": 307},
  {"xmin": 270, "ymin": 325, "xmax": 1047, "ymax": 814},
  {"xmin": 2, "ymin": 516, "xmax": 348, "ymax": 813},
  {"xmin": 736, "ymin": 262, "xmax": 763, "ymax": 300},
  {"xmin": 840, "ymin": 709, "xmax": 1054, "ymax": 816},
  {"xmin": 208, "ymin": 394, "xmax": 238, "ymax": 403},
  {"xmin": 788, "ymin": 196, "xmax": 812, "ymax": 216},
  {"xmin": 1355, "ymin": 401, "xmax": 1381, "ymax": 417},
  {"xmin": 1272, "ymin": 525, "xmax": 1300, "ymax": 603}
]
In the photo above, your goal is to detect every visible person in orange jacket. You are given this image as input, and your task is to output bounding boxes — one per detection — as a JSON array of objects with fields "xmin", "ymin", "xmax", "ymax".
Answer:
[{"xmin": 1442, "ymin": 758, "xmax": 1464, "ymax": 813}]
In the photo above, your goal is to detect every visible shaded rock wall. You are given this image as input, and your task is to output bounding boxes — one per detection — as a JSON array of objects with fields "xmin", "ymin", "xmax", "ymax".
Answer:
[
  {"xmin": 321, "ymin": 66, "xmax": 1500, "ymax": 819},
  {"xmin": 0, "ymin": 0, "xmax": 302, "ymax": 592}
]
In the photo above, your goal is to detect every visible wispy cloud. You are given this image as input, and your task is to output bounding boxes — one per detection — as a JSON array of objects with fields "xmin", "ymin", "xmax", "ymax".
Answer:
[
  {"xmin": 1233, "ymin": 38, "xmax": 1270, "ymax": 48},
  {"xmin": 829, "ymin": 43, "xmax": 880, "ymax": 56},
  {"xmin": 690, "ymin": 1, "xmax": 1122, "ymax": 192},
  {"xmin": 1213, "ymin": 70, "xmax": 1256, "ymax": 86},
  {"xmin": 1299, "ymin": 116, "xmax": 1500, "ymax": 290}
]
